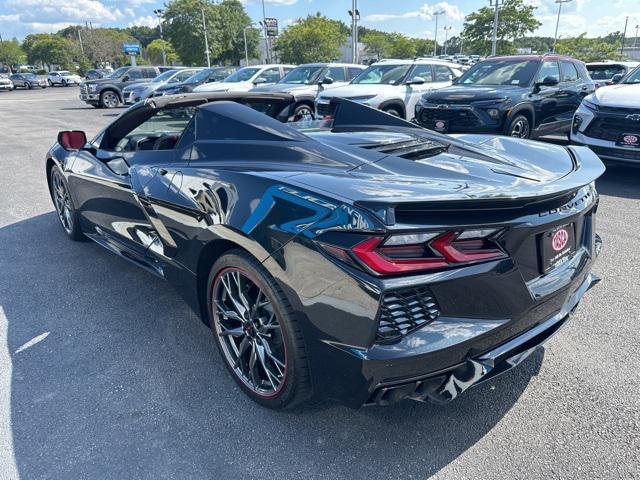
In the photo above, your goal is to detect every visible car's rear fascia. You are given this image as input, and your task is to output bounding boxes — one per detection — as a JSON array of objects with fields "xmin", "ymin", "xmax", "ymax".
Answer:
[{"xmin": 273, "ymin": 183, "xmax": 601, "ymax": 408}]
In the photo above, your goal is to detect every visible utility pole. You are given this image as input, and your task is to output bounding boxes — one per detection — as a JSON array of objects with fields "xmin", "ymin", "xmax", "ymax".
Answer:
[
  {"xmin": 443, "ymin": 26, "xmax": 452, "ymax": 55},
  {"xmin": 552, "ymin": 0, "xmax": 573, "ymax": 53},
  {"xmin": 432, "ymin": 10, "xmax": 445, "ymax": 57},
  {"xmin": 460, "ymin": 35, "xmax": 464, "ymax": 55},
  {"xmin": 261, "ymin": 0, "xmax": 270, "ymax": 63},
  {"xmin": 635, "ymin": 24, "xmax": 639, "ymax": 47},
  {"xmin": 348, "ymin": 1, "xmax": 360, "ymax": 63},
  {"xmin": 243, "ymin": 25, "xmax": 253, "ymax": 66},
  {"xmin": 202, "ymin": 8, "xmax": 211, "ymax": 67},
  {"xmin": 153, "ymin": 9, "xmax": 167, "ymax": 65},
  {"xmin": 621, "ymin": 16, "xmax": 629, "ymax": 56},
  {"xmin": 77, "ymin": 28, "xmax": 84, "ymax": 55},
  {"xmin": 490, "ymin": 0, "xmax": 503, "ymax": 56}
]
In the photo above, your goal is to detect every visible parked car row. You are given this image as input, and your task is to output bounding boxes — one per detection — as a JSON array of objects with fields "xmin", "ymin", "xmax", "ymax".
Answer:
[{"xmin": 70, "ymin": 55, "xmax": 640, "ymax": 165}]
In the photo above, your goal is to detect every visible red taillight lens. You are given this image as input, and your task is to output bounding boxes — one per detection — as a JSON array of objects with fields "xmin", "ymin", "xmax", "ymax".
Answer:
[{"xmin": 321, "ymin": 230, "xmax": 506, "ymax": 276}]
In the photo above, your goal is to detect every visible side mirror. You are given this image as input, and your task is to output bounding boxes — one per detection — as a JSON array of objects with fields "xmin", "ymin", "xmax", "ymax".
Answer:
[
  {"xmin": 122, "ymin": 75, "xmax": 130, "ymax": 82},
  {"xmin": 253, "ymin": 77, "xmax": 267, "ymax": 85},
  {"xmin": 58, "ymin": 130, "xmax": 87, "ymax": 151},
  {"xmin": 611, "ymin": 73, "xmax": 623, "ymax": 84},
  {"xmin": 406, "ymin": 76, "xmax": 425, "ymax": 85},
  {"xmin": 536, "ymin": 76, "xmax": 559, "ymax": 88},
  {"xmin": 319, "ymin": 76, "xmax": 334, "ymax": 85}
]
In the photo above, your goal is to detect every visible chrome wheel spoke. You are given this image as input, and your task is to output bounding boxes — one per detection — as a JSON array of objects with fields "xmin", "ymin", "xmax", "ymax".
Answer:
[{"xmin": 214, "ymin": 269, "xmax": 287, "ymax": 396}]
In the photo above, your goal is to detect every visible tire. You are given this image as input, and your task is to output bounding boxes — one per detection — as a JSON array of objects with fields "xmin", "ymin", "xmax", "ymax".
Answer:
[
  {"xmin": 382, "ymin": 106, "xmax": 402, "ymax": 117},
  {"xmin": 62, "ymin": 79, "xmax": 67, "ymax": 87},
  {"xmin": 47, "ymin": 79, "xmax": 52, "ymax": 86},
  {"xmin": 100, "ymin": 90, "xmax": 119, "ymax": 108},
  {"xmin": 207, "ymin": 250, "xmax": 311, "ymax": 410},
  {"xmin": 506, "ymin": 114, "xmax": 531, "ymax": 139},
  {"xmin": 293, "ymin": 103, "xmax": 314, "ymax": 120},
  {"xmin": 26, "ymin": 83, "xmax": 32, "ymax": 90},
  {"xmin": 49, "ymin": 165, "xmax": 85, "ymax": 241}
]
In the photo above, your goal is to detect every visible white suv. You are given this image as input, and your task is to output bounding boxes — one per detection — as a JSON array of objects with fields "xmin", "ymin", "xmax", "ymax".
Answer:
[
  {"xmin": 47, "ymin": 70, "xmax": 82, "ymax": 87},
  {"xmin": 193, "ymin": 64, "xmax": 296, "ymax": 93},
  {"xmin": 315, "ymin": 59, "xmax": 463, "ymax": 120},
  {"xmin": 570, "ymin": 66, "xmax": 640, "ymax": 163}
]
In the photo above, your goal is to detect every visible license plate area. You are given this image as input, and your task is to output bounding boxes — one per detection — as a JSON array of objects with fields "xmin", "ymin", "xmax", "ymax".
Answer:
[
  {"xmin": 540, "ymin": 223, "xmax": 576, "ymax": 273},
  {"xmin": 617, "ymin": 133, "xmax": 640, "ymax": 148},
  {"xmin": 433, "ymin": 119, "xmax": 448, "ymax": 132}
]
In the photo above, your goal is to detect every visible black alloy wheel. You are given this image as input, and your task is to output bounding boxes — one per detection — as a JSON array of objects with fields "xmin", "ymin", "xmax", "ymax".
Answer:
[
  {"xmin": 50, "ymin": 166, "xmax": 84, "ymax": 241},
  {"xmin": 208, "ymin": 251, "xmax": 311, "ymax": 409},
  {"xmin": 507, "ymin": 114, "xmax": 531, "ymax": 139}
]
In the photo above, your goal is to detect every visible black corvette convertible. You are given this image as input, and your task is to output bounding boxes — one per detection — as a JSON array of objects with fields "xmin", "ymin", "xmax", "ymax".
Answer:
[{"xmin": 47, "ymin": 93, "xmax": 605, "ymax": 409}]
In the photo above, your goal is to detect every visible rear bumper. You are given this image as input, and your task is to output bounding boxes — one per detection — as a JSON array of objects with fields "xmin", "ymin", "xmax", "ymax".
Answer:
[{"xmin": 366, "ymin": 270, "xmax": 600, "ymax": 406}]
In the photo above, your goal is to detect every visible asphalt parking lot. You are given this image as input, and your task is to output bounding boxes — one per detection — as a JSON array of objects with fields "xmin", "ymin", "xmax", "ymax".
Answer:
[{"xmin": 0, "ymin": 87, "xmax": 639, "ymax": 480}]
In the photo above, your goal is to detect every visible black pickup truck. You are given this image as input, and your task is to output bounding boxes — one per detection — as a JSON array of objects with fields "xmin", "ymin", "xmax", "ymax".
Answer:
[{"xmin": 79, "ymin": 66, "xmax": 160, "ymax": 108}]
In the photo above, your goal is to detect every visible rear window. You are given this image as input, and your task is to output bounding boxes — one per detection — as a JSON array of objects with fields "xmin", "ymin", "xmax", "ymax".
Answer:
[{"xmin": 586, "ymin": 65, "xmax": 625, "ymax": 80}]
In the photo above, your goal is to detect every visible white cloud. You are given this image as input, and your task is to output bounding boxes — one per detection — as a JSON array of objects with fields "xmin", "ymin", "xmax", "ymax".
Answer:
[
  {"xmin": 127, "ymin": 15, "xmax": 157, "ymax": 28},
  {"xmin": 240, "ymin": 0, "xmax": 298, "ymax": 6},
  {"xmin": 534, "ymin": 11, "xmax": 639, "ymax": 37},
  {"xmin": 5, "ymin": 0, "xmax": 122, "ymax": 23},
  {"xmin": 364, "ymin": 2, "xmax": 464, "ymax": 23}
]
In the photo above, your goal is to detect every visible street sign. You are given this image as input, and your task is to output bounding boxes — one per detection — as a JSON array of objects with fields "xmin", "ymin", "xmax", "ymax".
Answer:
[
  {"xmin": 264, "ymin": 18, "xmax": 278, "ymax": 37},
  {"xmin": 122, "ymin": 43, "xmax": 141, "ymax": 56}
]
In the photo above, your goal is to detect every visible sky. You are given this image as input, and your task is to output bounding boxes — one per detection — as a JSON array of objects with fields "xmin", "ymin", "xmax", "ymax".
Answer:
[{"xmin": 0, "ymin": 0, "xmax": 638, "ymax": 42}]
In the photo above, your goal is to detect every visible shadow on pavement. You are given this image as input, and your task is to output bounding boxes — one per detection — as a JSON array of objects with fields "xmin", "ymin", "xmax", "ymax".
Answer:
[
  {"xmin": 596, "ymin": 164, "xmax": 640, "ymax": 200},
  {"xmin": 1, "ymin": 213, "xmax": 543, "ymax": 479}
]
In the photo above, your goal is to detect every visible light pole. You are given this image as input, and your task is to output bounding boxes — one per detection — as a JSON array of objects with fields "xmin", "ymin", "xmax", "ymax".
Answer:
[
  {"xmin": 490, "ymin": 0, "xmax": 503, "ymax": 56},
  {"xmin": 348, "ymin": 1, "xmax": 360, "ymax": 63},
  {"xmin": 460, "ymin": 35, "xmax": 464, "ymax": 55},
  {"xmin": 552, "ymin": 0, "xmax": 572, "ymax": 53},
  {"xmin": 432, "ymin": 10, "xmax": 445, "ymax": 57},
  {"xmin": 243, "ymin": 25, "xmax": 254, "ymax": 66},
  {"xmin": 635, "ymin": 25, "xmax": 639, "ymax": 47},
  {"xmin": 261, "ymin": 0, "xmax": 270, "ymax": 64},
  {"xmin": 443, "ymin": 26, "xmax": 452, "ymax": 55},
  {"xmin": 621, "ymin": 16, "xmax": 629, "ymax": 56},
  {"xmin": 153, "ymin": 9, "xmax": 167, "ymax": 65},
  {"xmin": 201, "ymin": 8, "xmax": 211, "ymax": 67}
]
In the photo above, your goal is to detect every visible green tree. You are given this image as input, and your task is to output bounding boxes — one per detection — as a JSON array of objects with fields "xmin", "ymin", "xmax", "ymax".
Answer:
[
  {"xmin": 22, "ymin": 34, "xmax": 78, "ymax": 70},
  {"xmin": 82, "ymin": 28, "xmax": 138, "ymax": 67},
  {"xmin": 386, "ymin": 33, "xmax": 417, "ymax": 59},
  {"xmin": 556, "ymin": 34, "xmax": 623, "ymax": 62},
  {"xmin": 164, "ymin": 0, "xmax": 223, "ymax": 66},
  {"xmin": 0, "ymin": 39, "xmax": 26, "ymax": 67},
  {"xmin": 462, "ymin": 0, "xmax": 541, "ymax": 55},
  {"xmin": 274, "ymin": 13, "xmax": 348, "ymax": 63},
  {"xmin": 147, "ymin": 39, "xmax": 179, "ymax": 65},
  {"xmin": 216, "ymin": 0, "xmax": 259, "ymax": 64},
  {"xmin": 414, "ymin": 38, "xmax": 435, "ymax": 57},
  {"xmin": 361, "ymin": 31, "xmax": 390, "ymax": 60},
  {"xmin": 126, "ymin": 26, "xmax": 160, "ymax": 48}
]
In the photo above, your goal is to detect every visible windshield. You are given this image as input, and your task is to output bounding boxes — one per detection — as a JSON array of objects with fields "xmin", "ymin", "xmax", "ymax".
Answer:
[
  {"xmin": 623, "ymin": 67, "xmax": 640, "ymax": 84},
  {"xmin": 458, "ymin": 60, "xmax": 539, "ymax": 86},
  {"xmin": 351, "ymin": 64, "xmax": 412, "ymax": 85},
  {"xmin": 23, "ymin": 73, "xmax": 36, "ymax": 79},
  {"xmin": 224, "ymin": 67, "xmax": 260, "ymax": 82},
  {"xmin": 280, "ymin": 66, "xmax": 324, "ymax": 85},
  {"xmin": 107, "ymin": 67, "xmax": 128, "ymax": 79},
  {"xmin": 151, "ymin": 70, "xmax": 178, "ymax": 83},
  {"xmin": 184, "ymin": 68, "xmax": 213, "ymax": 84},
  {"xmin": 58, "ymin": 71, "xmax": 71, "ymax": 75}
]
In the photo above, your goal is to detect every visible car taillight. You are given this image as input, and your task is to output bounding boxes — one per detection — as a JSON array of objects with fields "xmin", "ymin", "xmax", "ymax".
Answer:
[{"xmin": 319, "ymin": 229, "xmax": 506, "ymax": 276}]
